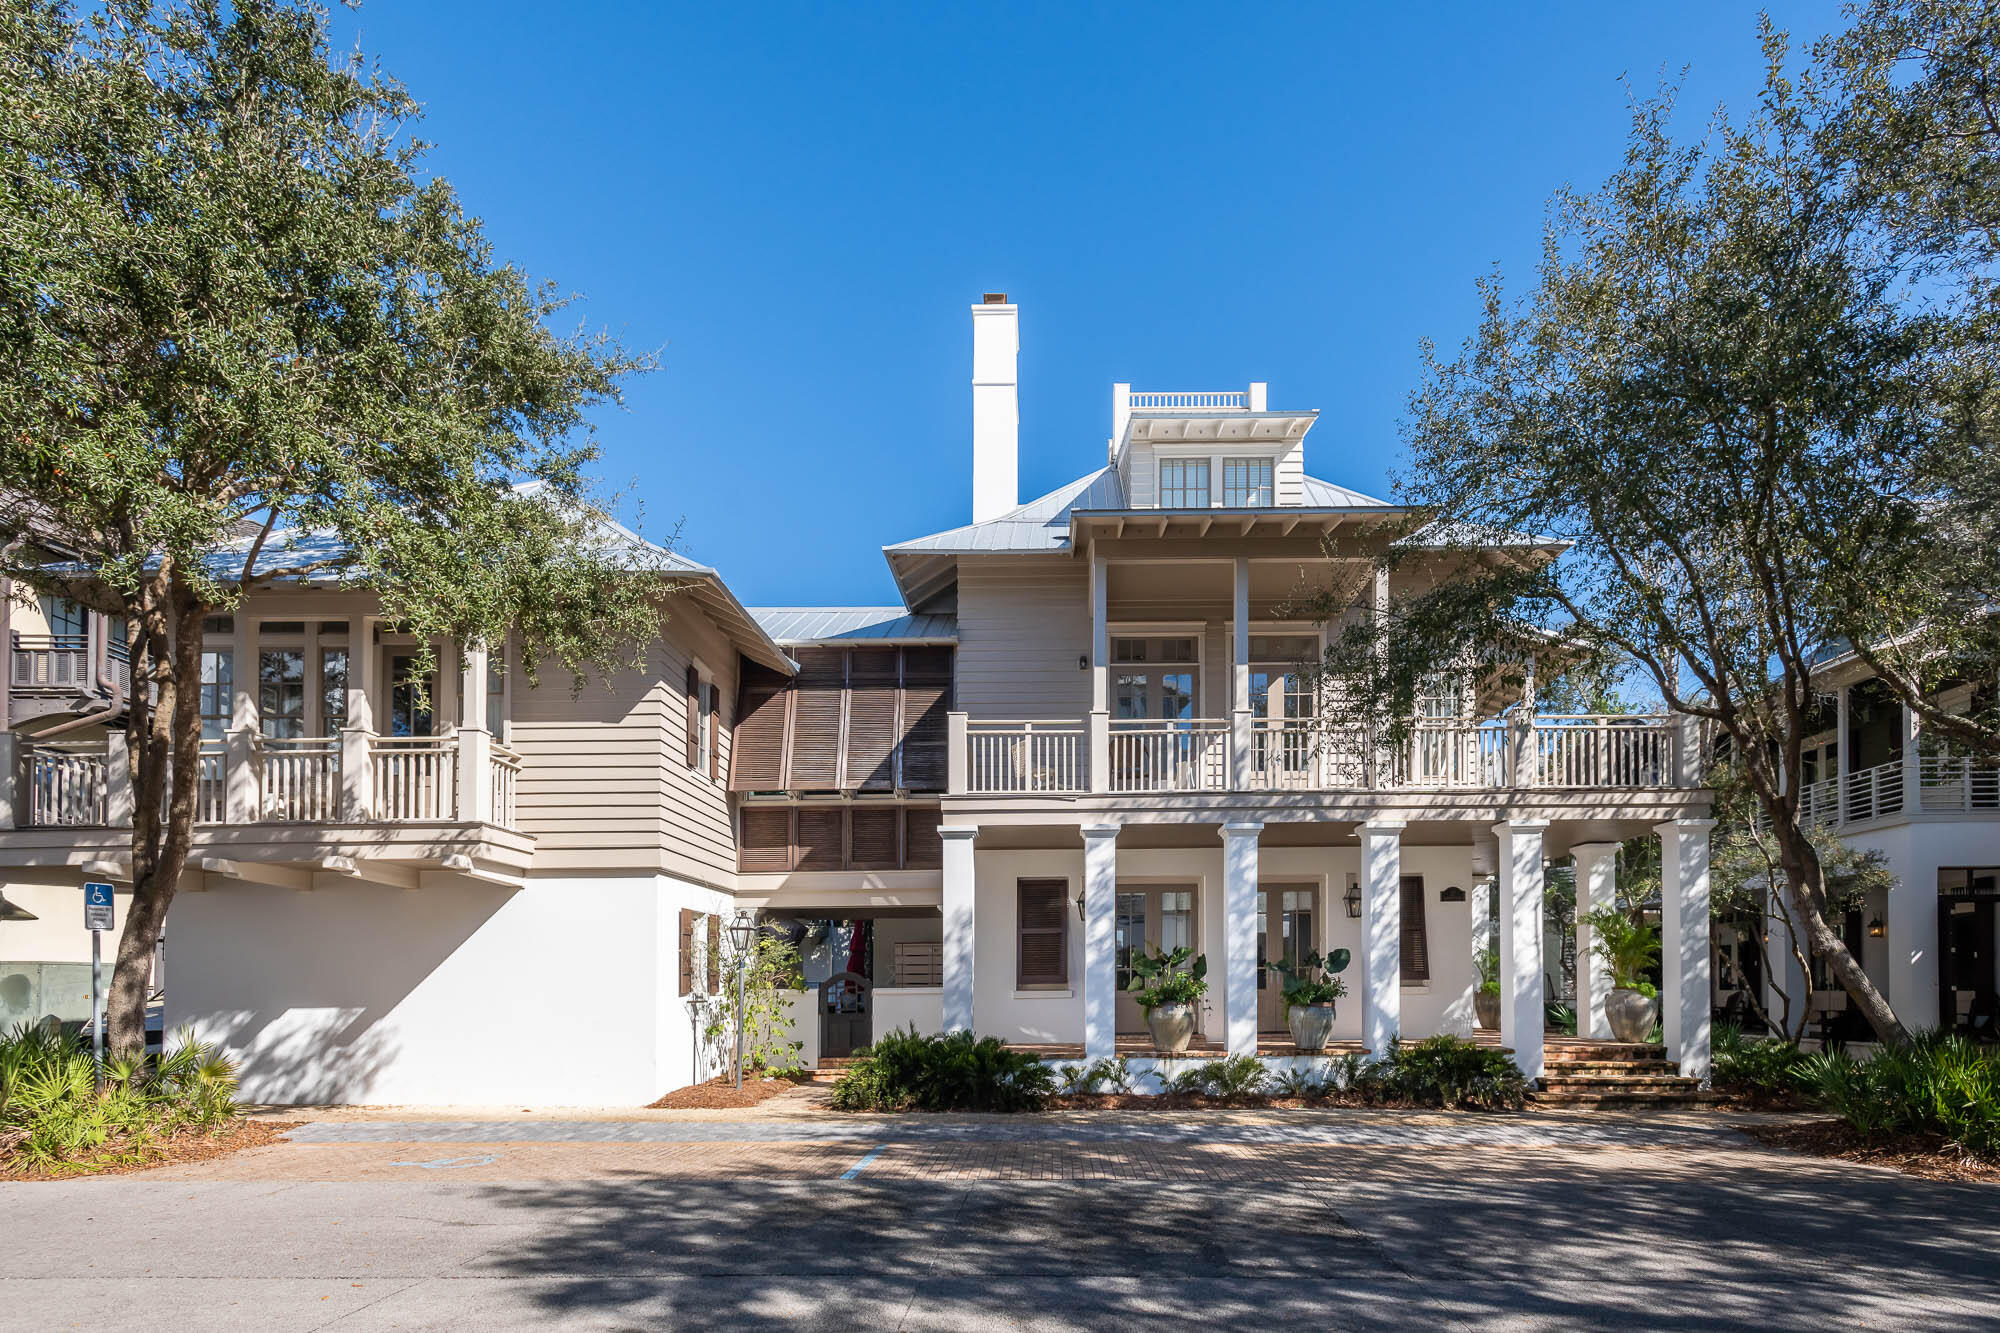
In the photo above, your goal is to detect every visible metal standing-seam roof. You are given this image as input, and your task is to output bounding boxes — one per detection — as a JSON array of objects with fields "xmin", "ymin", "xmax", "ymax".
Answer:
[{"xmin": 748, "ymin": 607, "xmax": 958, "ymax": 645}]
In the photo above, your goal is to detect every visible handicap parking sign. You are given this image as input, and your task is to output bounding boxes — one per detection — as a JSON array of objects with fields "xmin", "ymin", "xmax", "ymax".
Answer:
[{"xmin": 83, "ymin": 882, "xmax": 115, "ymax": 932}]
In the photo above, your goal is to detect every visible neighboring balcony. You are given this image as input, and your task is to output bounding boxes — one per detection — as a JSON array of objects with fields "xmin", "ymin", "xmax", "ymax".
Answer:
[
  {"xmin": 950, "ymin": 712, "xmax": 1695, "ymax": 796},
  {"xmin": 8, "ymin": 629, "xmax": 130, "ymax": 727},
  {"xmin": 1779, "ymin": 755, "xmax": 2000, "ymax": 829}
]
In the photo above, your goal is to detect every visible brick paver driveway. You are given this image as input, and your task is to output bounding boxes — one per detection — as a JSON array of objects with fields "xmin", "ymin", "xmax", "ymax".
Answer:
[{"xmin": 3, "ymin": 1101, "xmax": 1996, "ymax": 1330}]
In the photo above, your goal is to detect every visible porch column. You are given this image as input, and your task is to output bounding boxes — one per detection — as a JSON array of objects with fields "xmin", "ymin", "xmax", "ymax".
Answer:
[
  {"xmin": 1220, "ymin": 821, "xmax": 1262, "ymax": 1056},
  {"xmin": 1835, "ymin": 683, "xmax": 1851, "ymax": 819},
  {"xmin": 340, "ymin": 616, "xmax": 376, "ymax": 821},
  {"xmin": 1496, "ymin": 818, "xmax": 1548, "ymax": 1079},
  {"xmin": 456, "ymin": 642, "xmax": 493, "ymax": 824},
  {"xmin": 225, "ymin": 614, "xmax": 260, "ymax": 823},
  {"xmin": 1230, "ymin": 557, "xmax": 1252, "ymax": 790},
  {"xmin": 1900, "ymin": 700, "xmax": 1922, "ymax": 814},
  {"xmin": 1886, "ymin": 858, "xmax": 1940, "ymax": 1033},
  {"xmin": 1510, "ymin": 657, "xmax": 1537, "ymax": 788},
  {"xmin": 0, "ymin": 731, "xmax": 16, "ymax": 829},
  {"xmin": 1082, "ymin": 823, "xmax": 1120, "ymax": 1062},
  {"xmin": 1089, "ymin": 549, "xmax": 1109, "ymax": 793},
  {"xmin": 106, "ymin": 730, "xmax": 133, "ymax": 829},
  {"xmin": 1360, "ymin": 818, "xmax": 1405, "ymax": 1059},
  {"xmin": 1571, "ymin": 842, "xmax": 1619, "ymax": 1041},
  {"xmin": 1658, "ymin": 817, "xmax": 1715, "ymax": 1081},
  {"xmin": 940, "ymin": 824, "xmax": 979, "ymax": 1033},
  {"xmin": 1368, "ymin": 566, "xmax": 1391, "ymax": 787}
]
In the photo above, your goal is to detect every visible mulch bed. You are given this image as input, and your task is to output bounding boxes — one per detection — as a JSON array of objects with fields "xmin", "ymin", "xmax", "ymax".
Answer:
[
  {"xmin": 648, "ymin": 1075, "xmax": 808, "ymax": 1110},
  {"xmin": 1744, "ymin": 1119, "xmax": 2000, "ymax": 1184},
  {"xmin": 1, "ymin": 1118, "xmax": 303, "ymax": 1182}
]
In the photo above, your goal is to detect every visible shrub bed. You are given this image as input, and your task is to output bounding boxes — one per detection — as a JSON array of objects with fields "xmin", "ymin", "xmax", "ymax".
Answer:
[
  {"xmin": 1710, "ymin": 1022, "xmax": 1810, "ymax": 1106},
  {"xmin": 1, "ymin": 1024, "xmax": 243, "ymax": 1176},
  {"xmin": 829, "ymin": 1028, "xmax": 1056, "ymax": 1112},
  {"xmin": 1798, "ymin": 1031, "xmax": 2000, "ymax": 1162}
]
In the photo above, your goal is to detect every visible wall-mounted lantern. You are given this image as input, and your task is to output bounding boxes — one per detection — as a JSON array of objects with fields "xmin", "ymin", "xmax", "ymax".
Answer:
[
  {"xmin": 1344, "ymin": 881, "xmax": 1362, "ymax": 918},
  {"xmin": 1868, "ymin": 916, "xmax": 1886, "ymax": 938}
]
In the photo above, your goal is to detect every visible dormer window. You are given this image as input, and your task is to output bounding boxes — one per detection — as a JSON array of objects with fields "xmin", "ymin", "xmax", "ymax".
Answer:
[
  {"xmin": 1223, "ymin": 457, "xmax": 1274, "ymax": 507},
  {"xmin": 1159, "ymin": 458, "xmax": 1210, "ymax": 509}
]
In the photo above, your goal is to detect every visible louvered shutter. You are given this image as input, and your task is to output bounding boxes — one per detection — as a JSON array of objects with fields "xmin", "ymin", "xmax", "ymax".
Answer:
[
  {"xmin": 683, "ymin": 665, "xmax": 700, "ymax": 769},
  {"xmin": 900, "ymin": 682, "xmax": 951, "ymax": 791},
  {"xmin": 678, "ymin": 908, "xmax": 696, "ymax": 996},
  {"xmin": 1400, "ymin": 876, "xmax": 1430, "ymax": 983},
  {"xmin": 903, "ymin": 806, "xmax": 943, "ymax": 869},
  {"xmin": 795, "ymin": 806, "xmax": 845, "ymax": 871},
  {"xmin": 707, "ymin": 683, "xmax": 722, "ymax": 780},
  {"xmin": 844, "ymin": 650, "xmax": 900, "ymax": 790},
  {"xmin": 738, "ymin": 807, "xmax": 792, "ymax": 872},
  {"xmin": 1016, "ymin": 879, "xmax": 1069, "ymax": 986},
  {"xmin": 788, "ymin": 650, "xmax": 845, "ymax": 789},
  {"xmin": 850, "ymin": 806, "xmax": 900, "ymax": 869},
  {"xmin": 730, "ymin": 662, "xmax": 790, "ymax": 792}
]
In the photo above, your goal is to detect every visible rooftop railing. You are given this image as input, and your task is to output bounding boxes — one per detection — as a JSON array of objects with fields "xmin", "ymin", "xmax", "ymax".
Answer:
[{"xmin": 1127, "ymin": 391, "xmax": 1248, "ymax": 411}]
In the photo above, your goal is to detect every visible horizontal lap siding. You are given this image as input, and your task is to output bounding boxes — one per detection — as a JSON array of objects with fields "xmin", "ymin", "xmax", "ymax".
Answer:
[
  {"xmin": 955, "ymin": 556, "xmax": 1090, "ymax": 721},
  {"xmin": 1276, "ymin": 439, "xmax": 1304, "ymax": 507}
]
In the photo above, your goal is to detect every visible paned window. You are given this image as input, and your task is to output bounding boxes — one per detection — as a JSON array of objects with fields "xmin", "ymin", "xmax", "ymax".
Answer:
[
  {"xmin": 1223, "ymin": 457, "xmax": 1274, "ymax": 506},
  {"xmin": 1159, "ymin": 458, "xmax": 1210, "ymax": 508},
  {"xmin": 322, "ymin": 648, "xmax": 349, "ymax": 732},
  {"xmin": 199, "ymin": 650, "xmax": 233, "ymax": 742},
  {"xmin": 259, "ymin": 650, "xmax": 306, "ymax": 739}
]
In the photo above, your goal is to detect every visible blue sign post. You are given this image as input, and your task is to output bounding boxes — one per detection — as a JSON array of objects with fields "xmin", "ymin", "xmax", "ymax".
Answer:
[{"xmin": 83, "ymin": 882, "xmax": 115, "ymax": 1084}]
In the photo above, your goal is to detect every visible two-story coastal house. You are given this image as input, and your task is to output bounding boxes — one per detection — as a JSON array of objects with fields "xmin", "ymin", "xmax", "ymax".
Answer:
[{"xmin": 0, "ymin": 296, "xmax": 1718, "ymax": 1104}]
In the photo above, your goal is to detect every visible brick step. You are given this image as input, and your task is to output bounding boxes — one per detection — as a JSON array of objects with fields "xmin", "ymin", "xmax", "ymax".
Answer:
[
  {"xmin": 1542, "ymin": 1075, "xmax": 1702, "ymax": 1092},
  {"xmin": 1545, "ymin": 1043, "xmax": 1666, "ymax": 1062},
  {"xmin": 1532, "ymin": 1091, "xmax": 1708, "ymax": 1108},
  {"xmin": 1544, "ymin": 1060, "xmax": 1678, "ymax": 1075}
]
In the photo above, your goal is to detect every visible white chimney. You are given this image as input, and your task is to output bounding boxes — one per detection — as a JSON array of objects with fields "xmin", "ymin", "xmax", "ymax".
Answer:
[{"xmin": 971, "ymin": 293, "xmax": 1018, "ymax": 523}]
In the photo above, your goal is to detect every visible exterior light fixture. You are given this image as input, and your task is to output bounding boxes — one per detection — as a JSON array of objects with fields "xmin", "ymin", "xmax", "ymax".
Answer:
[
  {"xmin": 1868, "ymin": 916, "xmax": 1886, "ymax": 938},
  {"xmin": 1344, "ymin": 882, "xmax": 1362, "ymax": 919},
  {"xmin": 1078, "ymin": 654, "xmax": 1089, "ymax": 671},
  {"xmin": 727, "ymin": 911, "xmax": 757, "ymax": 1089}
]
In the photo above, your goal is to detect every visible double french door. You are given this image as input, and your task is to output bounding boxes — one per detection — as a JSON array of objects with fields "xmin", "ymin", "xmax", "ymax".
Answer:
[
  {"xmin": 1257, "ymin": 885, "xmax": 1320, "ymax": 1030},
  {"xmin": 1114, "ymin": 886, "xmax": 1198, "ymax": 1034}
]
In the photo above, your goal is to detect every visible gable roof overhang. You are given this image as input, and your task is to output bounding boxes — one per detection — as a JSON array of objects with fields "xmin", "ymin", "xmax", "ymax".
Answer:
[{"xmin": 1120, "ymin": 408, "xmax": 1318, "ymax": 452}]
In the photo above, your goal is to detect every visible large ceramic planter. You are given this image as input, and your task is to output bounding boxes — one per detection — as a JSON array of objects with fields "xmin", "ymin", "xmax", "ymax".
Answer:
[
  {"xmin": 1145, "ymin": 1002, "xmax": 1197, "ymax": 1055},
  {"xmin": 1474, "ymin": 989, "xmax": 1501, "ymax": 1031},
  {"xmin": 1287, "ymin": 1002, "xmax": 1337, "ymax": 1052},
  {"xmin": 1606, "ymin": 986, "xmax": 1659, "ymax": 1044}
]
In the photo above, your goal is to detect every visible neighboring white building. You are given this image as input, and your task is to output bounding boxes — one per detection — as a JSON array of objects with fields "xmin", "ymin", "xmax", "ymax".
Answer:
[{"xmin": 0, "ymin": 296, "xmax": 1718, "ymax": 1103}]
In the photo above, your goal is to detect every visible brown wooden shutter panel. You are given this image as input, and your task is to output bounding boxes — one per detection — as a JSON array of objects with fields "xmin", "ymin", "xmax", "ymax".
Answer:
[
  {"xmin": 794, "ymin": 806, "xmax": 845, "ymax": 871},
  {"xmin": 707, "ymin": 683, "xmax": 722, "ymax": 780},
  {"xmin": 1016, "ymin": 879, "xmax": 1069, "ymax": 986},
  {"xmin": 730, "ymin": 681, "xmax": 789, "ymax": 791},
  {"xmin": 1400, "ymin": 876, "xmax": 1430, "ymax": 983},
  {"xmin": 900, "ymin": 682, "xmax": 951, "ymax": 791},
  {"xmin": 903, "ymin": 807, "xmax": 943, "ymax": 869},
  {"xmin": 678, "ymin": 908, "xmax": 696, "ymax": 996},
  {"xmin": 849, "ymin": 807, "xmax": 900, "ymax": 869},
  {"xmin": 683, "ymin": 665, "xmax": 701, "ymax": 769},
  {"xmin": 844, "ymin": 650, "xmax": 900, "ymax": 790},
  {"xmin": 738, "ymin": 807, "xmax": 792, "ymax": 872},
  {"xmin": 788, "ymin": 650, "xmax": 845, "ymax": 789},
  {"xmin": 902, "ymin": 647, "xmax": 953, "ymax": 681},
  {"xmin": 706, "ymin": 913, "xmax": 722, "ymax": 995}
]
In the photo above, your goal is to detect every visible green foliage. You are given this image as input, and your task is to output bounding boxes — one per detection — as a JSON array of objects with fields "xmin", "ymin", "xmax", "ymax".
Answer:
[
  {"xmin": 1162, "ymin": 1065, "xmax": 1212, "ymax": 1098},
  {"xmin": 1585, "ymin": 906, "xmax": 1660, "ymax": 996},
  {"xmin": 690, "ymin": 928, "xmax": 805, "ymax": 1081},
  {"xmin": 1270, "ymin": 948, "xmax": 1351, "ymax": 1007},
  {"xmin": 1125, "ymin": 945, "xmax": 1209, "ymax": 1010},
  {"xmin": 827, "ymin": 1028, "xmax": 1054, "ymax": 1113},
  {"xmin": 1353, "ymin": 1035, "xmax": 1529, "ymax": 1111},
  {"xmin": 1797, "ymin": 1031, "xmax": 2000, "ymax": 1159},
  {"xmin": 1, "ymin": 1025, "xmax": 239, "ymax": 1174},
  {"xmin": 1473, "ymin": 945, "xmax": 1501, "ymax": 997},
  {"xmin": 1271, "ymin": 1066, "xmax": 1327, "ymax": 1099},
  {"xmin": 1196, "ymin": 1055, "xmax": 1272, "ymax": 1099},
  {"xmin": 1544, "ymin": 1003, "xmax": 1578, "ymax": 1036},
  {"xmin": 1711, "ymin": 1022, "xmax": 1810, "ymax": 1100},
  {"xmin": 1056, "ymin": 1057, "xmax": 1143, "ymax": 1097}
]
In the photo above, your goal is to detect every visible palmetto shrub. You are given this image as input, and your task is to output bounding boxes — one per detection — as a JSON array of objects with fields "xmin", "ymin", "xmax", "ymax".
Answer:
[
  {"xmin": 828, "ymin": 1027, "xmax": 1055, "ymax": 1113},
  {"xmin": 1358, "ymin": 1034, "xmax": 1528, "ymax": 1111},
  {"xmin": 1710, "ymin": 1022, "xmax": 1809, "ymax": 1101},
  {"xmin": 0, "ymin": 1024, "xmax": 240, "ymax": 1174},
  {"xmin": 1799, "ymin": 1031, "xmax": 2000, "ymax": 1160}
]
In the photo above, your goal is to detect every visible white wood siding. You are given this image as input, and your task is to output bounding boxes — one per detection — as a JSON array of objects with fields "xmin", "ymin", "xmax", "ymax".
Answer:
[
  {"xmin": 1276, "ymin": 438, "xmax": 1304, "ymax": 506},
  {"xmin": 955, "ymin": 556, "xmax": 1091, "ymax": 720}
]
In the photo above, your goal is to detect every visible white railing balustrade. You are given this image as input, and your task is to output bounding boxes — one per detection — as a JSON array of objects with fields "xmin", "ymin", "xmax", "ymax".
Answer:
[
  {"xmin": 1248, "ymin": 718, "xmax": 1368, "ymax": 790},
  {"xmin": 1399, "ymin": 721, "xmax": 1511, "ymax": 788},
  {"xmin": 194, "ymin": 741, "xmax": 227, "ymax": 824},
  {"xmin": 371, "ymin": 736, "xmax": 457, "ymax": 821},
  {"xmin": 1797, "ymin": 775, "xmax": 1840, "ymax": 827},
  {"xmin": 964, "ymin": 721, "xmax": 1087, "ymax": 794},
  {"xmin": 1109, "ymin": 720, "xmax": 1229, "ymax": 793},
  {"xmin": 1843, "ymin": 759, "xmax": 1905, "ymax": 822},
  {"xmin": 1531, "ymin": 715, "xmax": 1675, "ymax": 788},
  {"xmin": 10, "ymin": 634, "xmax": 92, "ymax": 693},
  {"xmin": 1127, "ymin": 391, "xmax": 1247, "ymax": 411},
  {"xmin": 26, "ymin": 741, "xmax": 110, "ymax": 826},
  {"xmin": 259, "ymin": 737, "xmax": 341, "ymax": 823},
  {"xmin": 491, "ymin": 741, "xmax": 522, "ymax": 827},
  {"xmin": 1919, "ymin": 754, "xmax": 2000, "ymax": 813}
]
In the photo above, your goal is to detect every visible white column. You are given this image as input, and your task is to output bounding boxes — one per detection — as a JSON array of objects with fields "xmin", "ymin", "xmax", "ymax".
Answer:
[
  {"xmin": 1886, "ymin": 852, "xmax": 1939, "ymax": 1034},
  {"xmin": 1899, "ymin": 699, "xmax": 1922, "ymax": 814},
  {"xmin": 1220, "ymin": 821, "xmax": 1262, "ymax": 1056},
  {"xmin": 1659, "ymin": 817, "xmax": 1716, "ymax": 1080},
  {"xmin": 940, "ymin": 825, "xmax": 979, "ymax": 1033},
  {"xmin": 105, "ymin": 730, "xmax": 133, "ymax": 828},
  {"xmin": 340, "ymin": 616, "xmax": 375, "ymax": 821},
  {"xmin": 1089, "ymin": 550, "xmax": 1110, "ymax": 793},
  {"xmin": 1360, "ymin": 818, "xmax": 1405, "ymax": 1058},
  {"xmin": 456, "ymin": 642, "xmax": 493, "ymax": 823},
  {"xmin": 225, "ymin": 614, "xmax": 260, "ymax": 823},
  {"xmin": 1230, "ymin": 558, "xmax": 1252, "ymax": 789},
  {"xmin": 1082, "ymin": 823, "xmax": 1119, "ymax": 1062},
  {"xmin": 1835, "ymin": 684, "xmax": 1851, "ymax": 819},
  {"xmin": 0, "ymin": 731, "xmax": 17, "ymax": 829},
  {"xmin": 1571, "ymin": 842, "xmax": 1619, "ymax": 1041},
  {"xmin": 1496, "ymin": 818, "xmax": 1548, "ymax": 1079},
  {"xmin": 947, "ymin": 711, "xmax": 969, "ymax": 794},
  {"xmin": 1470, "ymin": 878, "xmax": 1493, "ymax": 956}
]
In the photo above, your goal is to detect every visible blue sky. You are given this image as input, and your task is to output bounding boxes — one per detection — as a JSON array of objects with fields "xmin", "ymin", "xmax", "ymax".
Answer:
[{"xmin": 330, "ymin": 2, "xmax": 1840, "ymax": 607}]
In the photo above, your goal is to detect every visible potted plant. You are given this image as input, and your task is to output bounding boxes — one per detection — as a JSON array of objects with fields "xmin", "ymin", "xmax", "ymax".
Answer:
[
  {"xmin": 1126, "ymin": 945, "xmax": 1208, "ymax": 1055},
  {"xmin": 1585, "ymin": 905, "xmax": 1662, "ymax": 1043},
  {"xmin": 1473, "ymin": 945, "xmax": 1501, "ymax": 1030},
  {"xmin": 1269, "ymin": 948, "xmax": 1351, "ymax": 1051}
]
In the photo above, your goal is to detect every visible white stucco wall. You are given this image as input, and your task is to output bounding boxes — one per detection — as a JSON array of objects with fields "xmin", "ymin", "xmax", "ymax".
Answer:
[
  {"xmin": 875, "ymin": 987, "xmax": 944, "ymax": 1039},
  {"xmin": 1839, "ymin": 819, "xmax": 2000, "ymax": 1030},
  {"xmin": 168, "ymin": 872, "xmax": 731, "ymax": 1106},
  {"xmin": 1, "ymin": 878, "xmax": 137, "ymax": 966}
]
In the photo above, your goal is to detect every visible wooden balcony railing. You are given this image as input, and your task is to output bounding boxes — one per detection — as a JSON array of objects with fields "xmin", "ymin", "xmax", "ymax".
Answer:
[
  {"xmin": 371, "ymin": 737, "xmax": 457, "ymax": 822},
  {"xmin": 964, "ymin": 720, "xmax": 1087, "ymax": 794},
  {"xmin": 1108, "ymin": 720, "xmax": 1229, "ymax": 793},
  {"xmin": 10, "ymin": 634, "xmax": 93, "ymax": 694}
]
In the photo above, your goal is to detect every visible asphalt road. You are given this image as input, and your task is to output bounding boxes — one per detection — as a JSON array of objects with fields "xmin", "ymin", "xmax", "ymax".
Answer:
[{"xmin": 2, "ymin": 1113, "xmax": 1995, "ymax": 1330}]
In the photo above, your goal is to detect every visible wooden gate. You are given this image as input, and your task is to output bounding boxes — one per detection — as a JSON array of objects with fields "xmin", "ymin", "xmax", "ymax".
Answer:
[{"xmin": 821, "ymin": 970, "xmax": 872, "ymax": 1058}]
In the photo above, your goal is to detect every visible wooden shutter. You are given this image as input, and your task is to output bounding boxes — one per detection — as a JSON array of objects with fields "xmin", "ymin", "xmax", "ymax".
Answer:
[
  {"xmin": 844, "ymin": 650, "xmax": 900, "ymax": 790},
  {"xmin": 850, "ymin": 806, "xmax": 900, "ymax": 869},
  {"xmin": 1400, "ymin": 876, "xmax": 1430, "ymax": 983},
  {"xmin": 683, "ymin": 665, "xmax": 701, "ymax": 769},
  {"xmin": 1016, "ymin": 879, "xmax": 1069, "ymax": 986},
  {"xmin": 706, "ymin": 913, "xmax": 722, "ymax": 994},
  {"xmin": 794, "ymin": 805, "xmax": 844, "ymax": 871},
  {"xmin": 900, "ymin": 682, "xmax": 951, "ymax": 791},
  {"xmin": 788, "ymin": 650, "xmax": 845, "ymax": 789},
  {"xmin": 903, "ymin": 807, "xmax": 943, "ymax": 869},
  {"xmin": 707, "ymin": 683, "xmax": 723, "ymax": 780},
  {"xmin": 730, "ymin": 662, "xmax": 790, "ymax": 792},
  {"xmin": 738, "ymin": 806, "xmax": 792, "ymax": 872},
  {"xmin": 677, "ymin": 908, "xmax": 696, "ymax": 996}
]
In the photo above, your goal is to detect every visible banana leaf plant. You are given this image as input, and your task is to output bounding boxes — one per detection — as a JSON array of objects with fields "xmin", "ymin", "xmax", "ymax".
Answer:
[
  {"xmin": 1126, "ymin": 945, "xmax": 1209, "ymax": 1010},
  {"xmin": 1270, "ymin": 948, "xmax": 1351, "ymax": 1007}
]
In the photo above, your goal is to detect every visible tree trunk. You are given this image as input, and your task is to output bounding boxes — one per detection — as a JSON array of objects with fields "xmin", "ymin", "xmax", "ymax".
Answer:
[
  {"xmin": 1770, "ymin": 819, "xmax": 1909, "ymax": 1046},
  {"xmin": 105, "ymin": 587, "xmax": 205, "ymax": 1055}
]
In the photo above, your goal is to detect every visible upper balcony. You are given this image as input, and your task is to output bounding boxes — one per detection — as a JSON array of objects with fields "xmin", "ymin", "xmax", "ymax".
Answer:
[
  {"xmin": 1775, "ymin": 755, "xmax": 1999, "ymax": 830},
  {"xmin": 7, "ymin": 624, "xmax": 130, "ymax": 727}
]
